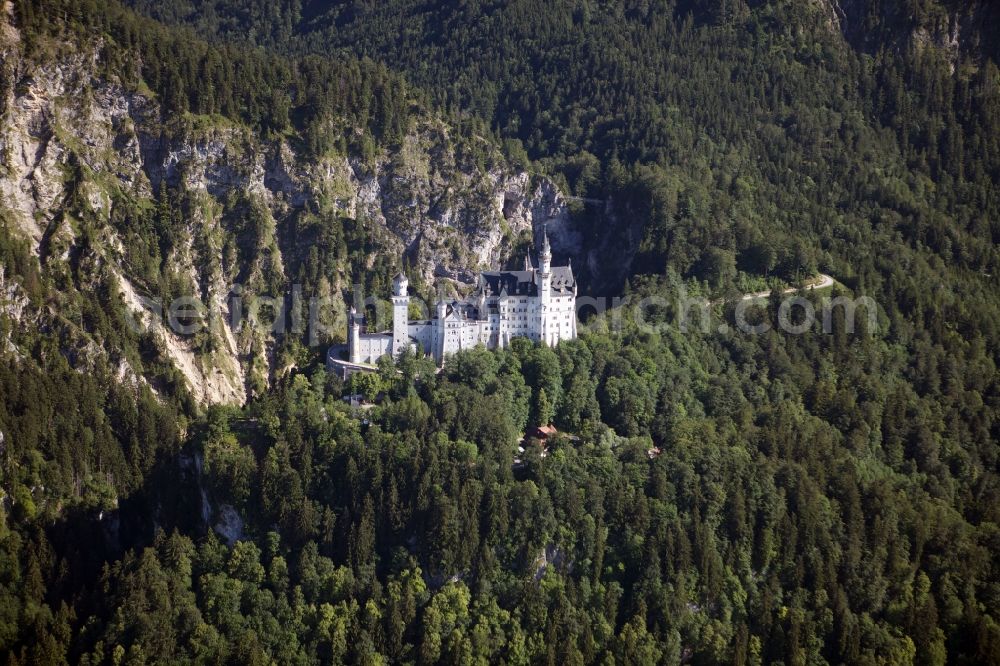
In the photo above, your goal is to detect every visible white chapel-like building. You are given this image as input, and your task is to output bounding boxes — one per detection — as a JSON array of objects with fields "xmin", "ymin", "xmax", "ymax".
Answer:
[{"xmin": 348, "ymin": 228, "xmax": 577, "ymax": 365}]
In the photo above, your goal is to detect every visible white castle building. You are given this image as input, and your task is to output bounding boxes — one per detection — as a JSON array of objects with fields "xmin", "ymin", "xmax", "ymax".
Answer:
[{"xmin": 348, "ymin": 229, "xmax": 577, "ymax": 365}]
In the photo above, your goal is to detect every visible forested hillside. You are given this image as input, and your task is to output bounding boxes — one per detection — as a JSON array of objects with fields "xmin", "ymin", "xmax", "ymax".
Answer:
[
  {"xmin": 8, "ymin": 286, "xmax": 1000, "ymax": 663},
  {"xmin": 1, "ymin": 0, "xmax": 999, "ymax": 664},
  {"xmin": 127, "ymin": 0, "xmax": 1000, "ymax": 288},
  {"xmin": 0, "ymin": 0, "xmax": 571, "ymax": 402}
]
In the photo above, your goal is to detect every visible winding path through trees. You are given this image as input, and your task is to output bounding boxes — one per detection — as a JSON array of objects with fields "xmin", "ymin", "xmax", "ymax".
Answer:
[{"xmin": 735, "ymin": 273, "xmax": 835, "ymax": 302}]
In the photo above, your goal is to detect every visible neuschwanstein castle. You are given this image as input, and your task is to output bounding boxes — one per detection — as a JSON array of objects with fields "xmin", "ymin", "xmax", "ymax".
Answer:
[{"xmin": 347, "ymin": 229, "xmax": 577, "ymax": 365}]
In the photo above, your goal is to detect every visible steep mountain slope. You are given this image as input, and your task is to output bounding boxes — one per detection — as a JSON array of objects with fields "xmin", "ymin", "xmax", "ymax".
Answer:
[
  {"xmin": 0, "ymin": 0, "xmax": 571, "ymax": 405},
  {"xmin": 1, "ymin": 2, "xmax": 999, "ymax": 664},
  {"xmin": 123, "ymin": 0, "xmax": 1000, "ymax": 297},
  {"xmin": 831, "ymin": 0, "xmax": 1000, "ymax": 65}
]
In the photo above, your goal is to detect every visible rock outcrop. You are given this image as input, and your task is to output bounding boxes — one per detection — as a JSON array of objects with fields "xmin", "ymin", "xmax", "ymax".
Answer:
[
  {"xmin": 822, "ymin": 0, "xmax": 1000, "ymax": 68},
  {"xmin": 0, "ymin": 5, "xmax": 575, "ymax": 405}
]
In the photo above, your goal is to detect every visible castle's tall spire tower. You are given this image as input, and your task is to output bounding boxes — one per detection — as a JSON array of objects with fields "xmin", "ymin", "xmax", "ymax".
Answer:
[
  {"xmin": 540, "ymin": 225, "xmax": 552, "ymax": 274},
  {"xmin": 391, "ymin": 272, "xmax": 409, "ymax": 357},
  {"xmin": 537, "ymin": 225, "xmax": 552, "ymax": 343}
]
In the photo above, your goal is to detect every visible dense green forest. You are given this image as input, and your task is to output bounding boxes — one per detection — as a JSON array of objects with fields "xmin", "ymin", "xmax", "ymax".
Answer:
[
  {"xmin": 1, "ymin": 0, "xmax": 999, "ymax": 664},
  {"xmin": 13, "ymin": 0, "xmax": 417, "ymax": 153},
  {"xmin": 125, "ymin": 0, "xmax": 1000, "ymax": 288},
  {"xmin": 5, "ymin": 289, "xmax": 999, "ymax": 663}
]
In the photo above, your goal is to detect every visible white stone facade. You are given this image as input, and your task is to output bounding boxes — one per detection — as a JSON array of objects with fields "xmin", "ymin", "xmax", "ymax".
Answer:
[{"xmin": 348, "ymin": 230, "xmax": 577, "ymax": 365}]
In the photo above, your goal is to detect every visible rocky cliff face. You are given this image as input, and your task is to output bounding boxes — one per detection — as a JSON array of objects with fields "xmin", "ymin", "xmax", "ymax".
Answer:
[
  {"xmin": 0, "ymin": 2, "xmax": 575, "ymax": 405},
  {"xmin": 822, "ymin": 0, "xmax": 1000, "ymax": 68}
]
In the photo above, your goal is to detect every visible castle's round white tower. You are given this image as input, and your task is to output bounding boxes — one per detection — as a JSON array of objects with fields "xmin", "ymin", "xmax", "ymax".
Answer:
[
  {"xmin": 348, "ymin": 305, "xmax": 361, "ymax": 363},
  {"xmin": 391, "ymin": 272, "xmax": 409, "ymax": 357}
]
